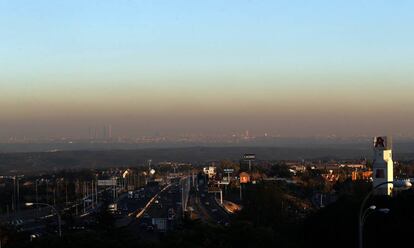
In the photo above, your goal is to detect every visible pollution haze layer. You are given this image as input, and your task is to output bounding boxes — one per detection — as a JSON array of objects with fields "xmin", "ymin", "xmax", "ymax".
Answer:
[
  {"xmin": 1, "ymin": 136, "xmax": 414, "ymax": 155},
  {"xmin": 2, "ymin": 1, "xmax": 414, "ymax": 139}
]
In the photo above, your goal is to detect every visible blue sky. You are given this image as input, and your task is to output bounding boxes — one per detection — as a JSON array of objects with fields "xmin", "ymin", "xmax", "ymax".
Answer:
[{"xmin": 1, "ymin": 0, "xmax": 414, "ymax": 138}]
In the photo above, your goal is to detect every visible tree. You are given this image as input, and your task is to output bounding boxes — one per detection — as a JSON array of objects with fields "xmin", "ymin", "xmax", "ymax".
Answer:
[{"xmin": 269, "ymin": 163, "xmax": 292, "ymax": 178}]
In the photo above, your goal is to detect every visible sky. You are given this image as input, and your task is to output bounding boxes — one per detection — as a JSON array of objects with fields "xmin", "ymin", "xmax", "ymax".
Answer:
[{"xmin": 1, "ymin": 0, "xmax": 414, "ymax": 139}]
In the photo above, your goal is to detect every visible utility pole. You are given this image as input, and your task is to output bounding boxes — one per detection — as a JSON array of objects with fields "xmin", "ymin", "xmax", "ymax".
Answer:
[
  {"xmin": 148, "ymin": 159, "xmax": 152, "ymax": 171},
  {"xmin": 83, "ymin": 182, "xmax": 86, "ymax": 213},
  {"xmin": 95, "ymin": 180, "xmax": 98, "ymax": 207},
  {"xmin": 86, "ymin": 181, "xmax": 89, "ymax": 210},
  {"xmin": 16, "ymin": 177, "xmax": 20, "ymax": 212},
  {"xmin": 192, "ymin": 171, "xmax": 195, "ymax": 188},
  {"xmin": 181, "ymin": 179, "xmax": 185, "ymax": 217},
  {"xmin": 113, "ymin": 181, "xmax": 115, "ymax": 202},
  {"xmin": 46, "ymin": 180, "xmax": 49, "ymax": 204},
  {"xmin": 320, "ymin": 194, "xmax": 323, "ymax": 208},
  {"xmin": 53, "ymin": 188, "xmax": 56, "ymax": 206},
  {"xmin": 12, "ymin": 177, "xmax": 16, "ymax": 212},
  {"xmin": 54, "ymin": 179, "xmax": 58, "ymax": 202},
  {"xmin": 35, "ymin": 180, "xmax": 38, "ymax": 205},
  {"xmin": 35, "ymin": 180, "xmax": 39, "ymax": 215},
  {"xmin": 65, "ymin": 181, "xmax": 68, "ymax": 205},
  {"xmin": 240, "ymin": 184, "xmax": 243, "ymax": 201},
  {"xmin": 91, "ymin": 180, "xmax": 94, "ymax": 209}
]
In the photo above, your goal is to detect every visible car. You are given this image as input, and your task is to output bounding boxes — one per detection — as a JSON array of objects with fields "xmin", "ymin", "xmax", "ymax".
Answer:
[
  {"xmin": 205, "ymin": 202, "xmax": 210, "ymax": 206},
  {"xmin": 71, "ymin": 226, "xmax": 86, "ymax": 230},
  {"xmin": 29, "ymin": 233, "xmax": 41, "ymax": 241},
  {"xmin": 10, "ymin": 219, "xmax": 24, "ymax": 226},
  {"xmin": 146, "ymin": 225, "xmax": 154, "ymax": 231},
  {"xmin": 211, "ymin": 208, "xmax": 218, "ymax": 212}
]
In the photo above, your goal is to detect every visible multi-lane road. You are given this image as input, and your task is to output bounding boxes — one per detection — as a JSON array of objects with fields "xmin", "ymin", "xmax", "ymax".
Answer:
[
  {"xmin": 3, "ymin": 175, "xmax": 233, "ymax": 243},
  {"xmin": 125, "ymin": 176, "xmax": 231, "ymax": 234},
  {"xmin": 126, "ymin": 178, "xmax": 182, "ymax": 233},
  {"xmin": 185, "ymin": 178, "xmax": 230, "ymax": 226}
]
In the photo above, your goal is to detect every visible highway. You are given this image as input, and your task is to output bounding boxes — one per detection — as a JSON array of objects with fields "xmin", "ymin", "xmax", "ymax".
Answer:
[
  {"xmin": 199, "ymin": 188, "xmax": 230, "ymax": 225},
  {"xmin": 113, "ymin": 184, "xmax": 162, "ymax": 227},
  {"xmin": 187, "ymin": 180, "xmax": 230, "ymax": 226},
  {"xmin": 128, "ymin": 178, "xmax": 183, "ymax": 233},
  {"xmin": 4, "ymin": 175, "xmax": 231, "ymax": 242}
]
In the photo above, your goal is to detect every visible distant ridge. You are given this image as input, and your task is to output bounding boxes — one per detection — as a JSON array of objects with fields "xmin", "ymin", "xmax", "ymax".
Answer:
[{"xmin": 1, "ymin": 145, "xmax": 414, "ymax": 174}]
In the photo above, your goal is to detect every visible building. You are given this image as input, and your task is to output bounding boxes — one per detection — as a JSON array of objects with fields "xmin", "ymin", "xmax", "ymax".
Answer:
[
  {"xmin": 239, "ymin": 172, "xmax": 251, "ymax": 184},
  {"xmin": 203, "ymin": 166, "xmax": 216, "ymax": 179},
  {"xmin": 351, "ymin": 171, "xmax": 373, "ymax": 181},
  {"xmin": 372, "ymin": 136, "xmax": 393, "ymax": 195},
  {"xmin": 322, "ymin": 170, "xmax": 340, "ymax": 182},
  {"xmin": 339, "ymin": 164, "xmax": 365, "ymax": 169}
]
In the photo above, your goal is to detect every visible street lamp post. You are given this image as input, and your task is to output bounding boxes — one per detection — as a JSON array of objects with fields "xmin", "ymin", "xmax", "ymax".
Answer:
[
  {"xmin": 25, "ymin": 202, "xmax": 62, "ymax": 237},
  {"xmin": 358, "ymin": 180, "xmax": 411, "ymax": 248},
  {"xmin": 361, "ymin": 205, "xmax": 390, "ymax": 224}
]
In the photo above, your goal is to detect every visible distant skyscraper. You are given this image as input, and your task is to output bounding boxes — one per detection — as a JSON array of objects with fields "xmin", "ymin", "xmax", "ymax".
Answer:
[
  {"xmin": 108, "ymin": 124, "xmax": 112, "ymax": 139},
  {"xmin": 372, "ymin": 136, "xmax": 393, "ymax": 195},
  {"xmin": 88, "ymin": 127, "xmax": 97, "ymax": 139},
  {"xmin": 102, "ymin": 126, "xmax": 107, "ymax": 140}
]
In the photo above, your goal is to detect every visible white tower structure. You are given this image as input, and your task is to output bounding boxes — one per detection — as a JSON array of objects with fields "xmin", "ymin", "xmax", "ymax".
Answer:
[{"xmin": 372, "ymin": 136, "xmax": 393, "ymax": 195}]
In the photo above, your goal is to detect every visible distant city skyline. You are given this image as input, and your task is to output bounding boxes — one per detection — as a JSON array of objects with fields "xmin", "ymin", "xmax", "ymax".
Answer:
[
  {"xmin": 2, "ymin": 1, "xmax": 414, "ymax": 139},
  {"xmin": 2, "ymin": 127, "xmax": 414, "ymax": 143}
]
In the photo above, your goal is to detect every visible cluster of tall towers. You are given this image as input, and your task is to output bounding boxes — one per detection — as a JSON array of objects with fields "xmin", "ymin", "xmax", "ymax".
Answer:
[{"xmin": 88, "ymin": 125, "xmax": 112, "ymax": 140}]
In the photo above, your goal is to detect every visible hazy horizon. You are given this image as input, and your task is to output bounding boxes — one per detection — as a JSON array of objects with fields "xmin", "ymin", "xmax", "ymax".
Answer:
[{"xmin": 2, "ymin": 1, "xmax": 414, "ymax": 139}]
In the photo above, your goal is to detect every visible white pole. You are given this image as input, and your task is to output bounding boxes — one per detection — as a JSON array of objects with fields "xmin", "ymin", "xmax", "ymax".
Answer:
[
  {"xmin": 95, "ymin": 180, "xmax": 98, "ymax": 206},
  {"xmin": 91, "ymin": 181, "xmax": 94, "ymax": 209},
  {"xmin": 83, "ymin": 182, "xmax": 86, "ymax": 213},
  {"xmin": 46, "ymin": 180, "xmax": 49, "ymax": 204},
  {"xmin": 65, "ymin": 182, "xmax": 68, "ymax": 206},
  {"xmin": 35, "ymin": 180, "xmax": 39, "ymax": 213},
  {"xmin": 17, "ymin": 178, "xmax": 20, "ymax": 212},
  {"xmin": 181, "ymin": 179, "xmax": 184, "ymax": 217},
  {"xmin": 12, "ymin": 177, "xmax": 16, "ymax": 212}
]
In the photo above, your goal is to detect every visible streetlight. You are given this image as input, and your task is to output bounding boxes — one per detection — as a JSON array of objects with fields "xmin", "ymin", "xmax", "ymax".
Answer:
[
  {"xmin": 361, "ymin": 205, "xmax": 390, "ymax": 226},
  {"xmin": 25, "ymin": 202, "xmax": 62, "ymax": 237},
  {"xmin": 358, "ymin": 180, "xmax": 412, "ymax": 248}
]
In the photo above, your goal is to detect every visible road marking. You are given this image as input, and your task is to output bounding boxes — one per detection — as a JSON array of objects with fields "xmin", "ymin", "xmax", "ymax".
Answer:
[{"xmin": 135, "ymin": 184, "xmax": 171, "ymax": 219}]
